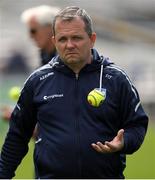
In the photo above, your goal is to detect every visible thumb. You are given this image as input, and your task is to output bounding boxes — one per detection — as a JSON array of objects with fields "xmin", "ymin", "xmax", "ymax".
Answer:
[{"xmin": 117, "ymin": 129, "xmax": 124, "ymax": 140}]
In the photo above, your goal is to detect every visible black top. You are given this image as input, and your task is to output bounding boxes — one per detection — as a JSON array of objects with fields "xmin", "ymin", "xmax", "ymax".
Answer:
[{"xmin": 40, "ymin": 49, "xmax": 56, "ymax": 66}]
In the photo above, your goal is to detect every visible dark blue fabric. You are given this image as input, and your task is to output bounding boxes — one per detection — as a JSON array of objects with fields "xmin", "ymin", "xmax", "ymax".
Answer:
[
  {"xmin": 0, "ymin": 49, "xmax": 148, "ymax": 179},
  {"xmin": 40, "ymin": 49, "xmax": 56, "ymax": 66}
]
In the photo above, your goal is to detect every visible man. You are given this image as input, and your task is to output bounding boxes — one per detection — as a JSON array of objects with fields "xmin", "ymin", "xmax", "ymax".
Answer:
[
  {"xmin": 21, "ymin": 5, "xmax": 60, "ymax": 65},
  {"xmin": 0, "ymin": 6, "xmax": 148, "ymax": 179},
  {"xmin": 0, "ymin": 5, "xmax": 60, "ymax": 121}
]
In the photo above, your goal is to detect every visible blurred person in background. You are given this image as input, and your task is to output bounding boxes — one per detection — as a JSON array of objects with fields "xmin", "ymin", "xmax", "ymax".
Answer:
[
  {"xmin": 1, "ymin": 5, "xmax": 60, "ymax": 122},
  {"xmin": 2, "ymin": 48, "xmax": 30, "ymax": 74},
  {"xmin": 0, "ymin": 5, "xmax": 61, "ymax": 178},
  {"xmin": 0, "ymin": 6, "xmax": 148, "ymax": 179},
  {"xmin": 21, "ymin": 5, "xmax": 60, "ymax": 66}
]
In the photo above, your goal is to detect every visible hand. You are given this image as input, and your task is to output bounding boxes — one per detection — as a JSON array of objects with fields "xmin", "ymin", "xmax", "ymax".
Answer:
[
  {"xmin": 91, "ymin": 129, "xmax": 124, "ymax": 153},
  {"xmin": 0, "ymin": 106, "xmax": 12, "ymax": 122}
]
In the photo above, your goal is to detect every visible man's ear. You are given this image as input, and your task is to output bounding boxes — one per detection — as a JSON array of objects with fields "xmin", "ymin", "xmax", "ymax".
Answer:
[
  {"xmin": 90, "ymin": 32, "xmax": 96, "ymax": 48},
  {"xmin": 52, "ymin": 36, "xmax": 56, "ymax": 45}
]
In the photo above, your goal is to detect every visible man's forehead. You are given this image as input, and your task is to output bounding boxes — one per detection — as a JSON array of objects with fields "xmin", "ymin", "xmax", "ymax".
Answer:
[
  {"xmin": 56, "ymin": 16, "xmax": 84, "ymax": 25},
  {"xmin": 28, "ymin": 16, "xmax": 39, "ymax": 26}
]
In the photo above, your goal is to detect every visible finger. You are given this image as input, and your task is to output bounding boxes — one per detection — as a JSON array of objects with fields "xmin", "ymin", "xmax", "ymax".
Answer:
[
  {"xmin": 117, "ymin": 129, "xmax": 124, "ymax": 140},
  {"xmin": 91, "ymin": 143, "xmax": 103, "ymax": 153},
  {"xmin": 104, "ymin": 141, "xmax": 117, "ymax": 151},
  {"xmin": 105, "ymin": 139, "xmax": 124, "ymax": 152},
  {"xmin": 96, "ymin": 142, "xmax": 111, "ymax": 152}
]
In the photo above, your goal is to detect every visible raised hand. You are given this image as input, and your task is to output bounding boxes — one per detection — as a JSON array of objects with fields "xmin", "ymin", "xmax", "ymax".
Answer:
[{"xmin": 91, "ymin": 129, "xmax": 124, "ymax": 153}]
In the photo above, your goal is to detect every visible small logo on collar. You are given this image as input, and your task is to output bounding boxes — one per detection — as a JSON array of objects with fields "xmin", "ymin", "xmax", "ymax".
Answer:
[{"xmin": 40, "ymin": 72, "xmax": 54, "ymax": 81}]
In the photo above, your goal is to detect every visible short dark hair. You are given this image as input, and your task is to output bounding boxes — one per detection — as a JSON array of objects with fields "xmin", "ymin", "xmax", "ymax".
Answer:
[{"xmin": 52, "ymin": 6, "xmax": 94, "ymax": 37}]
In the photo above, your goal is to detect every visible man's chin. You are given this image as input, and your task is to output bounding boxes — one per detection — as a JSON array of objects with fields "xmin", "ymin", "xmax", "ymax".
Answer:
[{"xmin": 66, "ymin": 58, "xmax": 78, "ymax": 64}]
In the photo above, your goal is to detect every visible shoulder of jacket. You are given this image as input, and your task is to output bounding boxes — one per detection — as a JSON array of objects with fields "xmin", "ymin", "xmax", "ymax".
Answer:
[
  {"xmin": 24, "ymin": 63, "xmax": 54, "ymax": 86},
  {"xmin": 104, "ymin": 63, "xmax": 128, "ymax": 79},
  {"xmin": 105, "ymin": 64, "xmax": 136, "ymax": 92}
]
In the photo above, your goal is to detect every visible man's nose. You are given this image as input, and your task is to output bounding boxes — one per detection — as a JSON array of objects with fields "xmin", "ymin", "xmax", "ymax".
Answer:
[{"xmin": 66, "ymin": 39, "xmax": 74, "ymax": 48}]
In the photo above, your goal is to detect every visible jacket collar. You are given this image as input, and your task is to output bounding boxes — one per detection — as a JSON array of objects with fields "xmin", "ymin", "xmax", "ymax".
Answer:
[{"xmin": 49, "ymin": 48, "xmax": 113, "ymax": 75}]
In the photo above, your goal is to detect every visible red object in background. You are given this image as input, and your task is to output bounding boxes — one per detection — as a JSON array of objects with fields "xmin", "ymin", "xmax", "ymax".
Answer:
[{"xmin": 0, "ymin": 106, "xmax": 12, "ymax": 122}]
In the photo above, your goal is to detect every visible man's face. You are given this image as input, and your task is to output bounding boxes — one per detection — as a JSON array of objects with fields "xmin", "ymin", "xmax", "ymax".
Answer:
[
  {"xmin": 28, "ymin": 18, "xmax": 52, "ymax": 49},
  {"xmin": 53, "ymin": 17, "xmax": 96, "ymax": 67}
]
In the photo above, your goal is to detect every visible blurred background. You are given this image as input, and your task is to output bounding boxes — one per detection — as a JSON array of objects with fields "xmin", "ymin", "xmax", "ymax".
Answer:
[{"xmin": 0, "ymin": 0, "xmax": 155, "ymax": 178}]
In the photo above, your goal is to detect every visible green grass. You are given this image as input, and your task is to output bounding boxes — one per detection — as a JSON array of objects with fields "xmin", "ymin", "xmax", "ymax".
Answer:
[
  {"xmin": 0, "ymin": 120, "xmax": 34, "ymax": 179},
  {"xmin": 14, "ymin": 140, "xmax": 34, "ymax": 179},
  {"xmin": 124, "ymin": 124, "xmax": 155, "ymax": 178}
]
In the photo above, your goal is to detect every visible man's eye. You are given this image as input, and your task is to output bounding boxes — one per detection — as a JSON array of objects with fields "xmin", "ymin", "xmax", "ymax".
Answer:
[
  {"xmin": 58, "ymin": 37, "xmax": 66, "ymax": 42},
  {"xmin": 73, "ymin": 36, "xmax": 82, "ymax": 40}
]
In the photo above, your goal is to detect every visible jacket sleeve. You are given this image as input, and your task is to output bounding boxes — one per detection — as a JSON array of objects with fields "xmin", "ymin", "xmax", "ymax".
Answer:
[
  {"xmin": 118, "ymin": 73, "xmax": 148, "ymax": 154},
  {"xmin": 0, "ymin": 80, "xmax": 37, "ymax": 179}
]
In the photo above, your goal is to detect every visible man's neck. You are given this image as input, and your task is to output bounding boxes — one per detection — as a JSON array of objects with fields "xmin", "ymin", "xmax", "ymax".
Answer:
[{"xmin": 67, "ymin": 56, "xmax": 92, "ymax": 74}]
